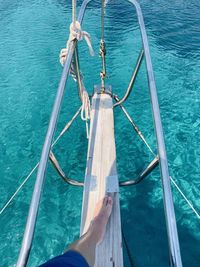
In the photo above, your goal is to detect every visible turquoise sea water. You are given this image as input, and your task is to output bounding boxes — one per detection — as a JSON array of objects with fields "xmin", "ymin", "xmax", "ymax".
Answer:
[{"xmin": 0, "ymin": 0, "xmax": 200, "ymax": 266}]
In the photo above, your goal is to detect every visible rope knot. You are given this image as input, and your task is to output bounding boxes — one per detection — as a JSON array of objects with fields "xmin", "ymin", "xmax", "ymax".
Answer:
[
  {"xmin": 69, "ymin": 21, "xmax": 94, "ymax": 56},
  {"xmin": 69, "ymin": 21, "xmax": 82, "ymax": 41},
  {"xmin": 60, "ymin": 21, "xmax": 94, "ymax": 66},
  {"xmin": 59, "ymin": 20, "xmax": 93, "ymax": 139}
]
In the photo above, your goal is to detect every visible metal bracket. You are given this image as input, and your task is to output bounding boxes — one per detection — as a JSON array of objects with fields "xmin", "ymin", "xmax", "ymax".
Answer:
[
  {"xmin": 94, "ymin": 84, "xmax": 112, "ymax": 95},
  {"xmin": 106, "ymin": 175, "xmax": 119, "ymax": 193},
  {"xmin": 86, "ymin": 175, "xmax": 97, "ymax": 191}
]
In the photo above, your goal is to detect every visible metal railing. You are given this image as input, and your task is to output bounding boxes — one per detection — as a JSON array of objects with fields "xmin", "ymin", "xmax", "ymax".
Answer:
[
  {"xmin": 16, "ymin": 0, "xmax": 182, "ymax": 266},
  {"xmin": 127, "ymin": 1, "xmax": 182, "ymax": 266},
  {"xmin": 16, "ymin": 1, "xmax": 92, "ymax": 266},
  {"xmin": 113, "ymin": 48, "xmax": 144, "ymax": 107}
]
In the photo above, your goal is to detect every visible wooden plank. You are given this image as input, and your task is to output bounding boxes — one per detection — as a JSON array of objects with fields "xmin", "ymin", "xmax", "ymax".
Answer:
[{"xmin": 80, "ymin": 89, "xmax": 124, "ymax": 267}]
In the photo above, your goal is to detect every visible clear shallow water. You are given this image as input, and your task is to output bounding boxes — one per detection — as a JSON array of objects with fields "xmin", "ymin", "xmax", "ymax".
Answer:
[{"xmin": 0, "ymin": 0, "xmax": 200, "ymax": 266}]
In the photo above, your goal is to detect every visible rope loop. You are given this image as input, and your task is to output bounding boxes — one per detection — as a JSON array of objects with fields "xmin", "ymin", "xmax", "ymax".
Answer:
[
  {"xmin": 81, "ymin": 90, "xmax": 90, "ymax": 121},
  {"xmin": 59, "ymin": 20, "xmax": 93, "ymax": 139},
  {"xmin": 69, "ymin": 20, "xmax": 94, "ymax": 56},
  {"xmin": 81, "ymin": 89, "xmax": 91, "ymax": 138},
  {"xmin": 60, "ymin": 21, "xmax": 94, "ymax": 67}
]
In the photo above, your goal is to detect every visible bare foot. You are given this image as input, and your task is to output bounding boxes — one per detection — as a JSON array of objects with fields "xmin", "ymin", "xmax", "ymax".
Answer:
[
  {"xmin": 67, "ymin": 197, "xmax": 113, "ymax": 267},
  {"xmin": 89, "ymin": 196, "xmax": 113, "ymax": 244}
]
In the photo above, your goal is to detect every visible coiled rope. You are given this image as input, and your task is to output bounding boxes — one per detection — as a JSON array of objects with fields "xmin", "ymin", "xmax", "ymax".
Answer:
[
  {"xmin": 59, "ymin": 4, "xmax": 93, "ymax": 139},
  {"xmin": 81, "ymin": 89, "xmax": 90, "ymax": 138}
]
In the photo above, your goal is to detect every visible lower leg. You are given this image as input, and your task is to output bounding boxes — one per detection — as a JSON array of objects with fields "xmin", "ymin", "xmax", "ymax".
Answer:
[{"xmin": 67, "ymin": 196, "xmax": 113, "ymax": 267}]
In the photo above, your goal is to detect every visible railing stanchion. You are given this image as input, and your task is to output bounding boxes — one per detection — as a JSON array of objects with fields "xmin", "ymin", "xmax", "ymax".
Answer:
[
  {"xmin": 127, "ymin": 1, "xmax": 183, "ymax": 266},
  {"xmin": 16, "ymin": 1, "xmax": 93, "ymax": 266}
]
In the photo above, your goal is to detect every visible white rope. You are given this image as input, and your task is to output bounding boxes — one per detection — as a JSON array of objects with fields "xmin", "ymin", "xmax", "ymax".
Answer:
[
  {"xmin": 170, "ymin": 176, "xmax": 200, "ymax": 220},
  {"xmin": 72, "ymin": 0, "xmax": 76, "ymax": 28},
  {"xmin": 60, "ymin": 48, "xmax": 70, "ymax": 67},
  {"xmin": 104, "ymin": 0, "xmax": 109, "ymax": 7},
  {"xmin": 59, "ymin": 20, "xmax": 93, "ymax": 139},
  {"xmin": 60, "ymin": 53, "xmax": 91, "ymax": 141},
  {"xmin": 81, "ymin": 90, "xmax": 91, "ymax": 139},
  {"xmin": 60, "ymin": 47, "xmax": 91, "ymax": 140},
  {"xmin": 59, "ymin": 21, "xmax": 94, "ymax": 67},
  {"xmin": 60, "ymin": 53, "xmax": 78, "ymax": 82}
]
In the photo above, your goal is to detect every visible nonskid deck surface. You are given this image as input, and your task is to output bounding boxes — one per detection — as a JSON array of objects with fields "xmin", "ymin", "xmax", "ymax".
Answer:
[{"xmin": 80, "ymin": 88, "xmax": 123, "ymax": 267}]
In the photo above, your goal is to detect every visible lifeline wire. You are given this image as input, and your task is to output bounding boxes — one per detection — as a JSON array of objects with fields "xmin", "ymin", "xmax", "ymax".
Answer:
[
  {"xmin": 121, "ymin": 177, "xmax": 200, "ymax": 267},
  {"xmin": 114, "ymin": 98, "xmax": 200, "ymax": 219},
  {"xmin": 0, "ymin": 107, "xmax": 81, "ymax": 215},
  {"xmin": 170, "ymin": 176, "xmax": 200, "ymax": 220},
  {"xmin": 0, "ymin": 164, "xmax": 39, "ymax": 215},
  {"xmin": 114, "ymin": 95, "xmax": 156, "ymax": 157}
]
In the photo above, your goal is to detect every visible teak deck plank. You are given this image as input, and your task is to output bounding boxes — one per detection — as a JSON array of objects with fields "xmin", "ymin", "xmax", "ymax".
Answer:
[{"xmin": 80, "ymin": 90, "xmax": 123, "ymax": 267}]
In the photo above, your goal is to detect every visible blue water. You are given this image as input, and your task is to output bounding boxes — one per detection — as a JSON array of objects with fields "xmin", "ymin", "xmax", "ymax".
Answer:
[{"xmin": 0, "ymin": 0, "xmax": 200, "ymax": 266}]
